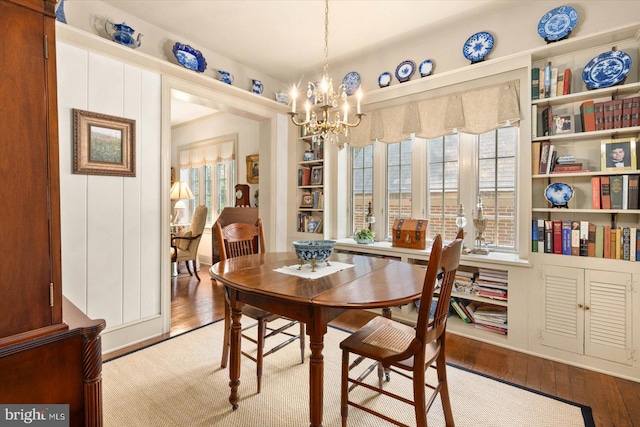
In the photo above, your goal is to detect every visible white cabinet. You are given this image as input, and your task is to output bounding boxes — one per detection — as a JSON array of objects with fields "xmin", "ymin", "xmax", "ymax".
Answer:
[{"xmin": 537, "ymin": 264, "xmax": 634, "ymax": 365}]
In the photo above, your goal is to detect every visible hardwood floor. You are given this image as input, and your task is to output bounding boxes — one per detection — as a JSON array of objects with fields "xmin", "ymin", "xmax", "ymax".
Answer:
[{"xmin": 103, "ymin": 267, "xmax": 640, "ymax": 426}]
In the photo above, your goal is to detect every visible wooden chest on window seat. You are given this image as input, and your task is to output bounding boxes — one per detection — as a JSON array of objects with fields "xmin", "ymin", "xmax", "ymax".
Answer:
[{"xmin": 392, "ymin": 218, "xmax": 428, "ymax": 250}]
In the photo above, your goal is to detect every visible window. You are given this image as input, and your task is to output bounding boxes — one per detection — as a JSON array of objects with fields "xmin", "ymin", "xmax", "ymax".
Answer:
[
  {"xmin": 351, "ymin": 145, "xmax": 373, "ymax": 233},
  {"xmin": 348, "ymin": 127, "xmax": 517, "ymax": 251},
  {"xmin": 386, "ymin": 140, "xmax": 412, "ymax": 237},
  {"xmin": 178, "ymin": 135, "xmax": 237, "ymax": 225},
  {"xmin": 477, "ymin": 127, "xmax": 517, "ymax": 248},
  {"xmin": 428, "ymin": 134, "xmax": 460, "ymax": 242}
]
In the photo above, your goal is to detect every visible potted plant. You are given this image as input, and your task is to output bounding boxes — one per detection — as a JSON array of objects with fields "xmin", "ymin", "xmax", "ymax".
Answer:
[{"xmin": 354, "ymin": 229, "xmax": 375, "ymax": 244}]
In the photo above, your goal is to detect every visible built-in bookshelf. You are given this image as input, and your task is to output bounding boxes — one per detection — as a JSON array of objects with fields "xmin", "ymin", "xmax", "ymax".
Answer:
[
  {"xmin": 296, "ymin": 132, "xmax": 325, "ymax": 234},
  {"xmin": 530, "ymin": 30, "xmax": 640, "ymax": 263}
]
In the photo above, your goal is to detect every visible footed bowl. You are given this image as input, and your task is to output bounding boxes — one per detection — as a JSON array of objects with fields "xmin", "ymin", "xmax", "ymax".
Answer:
[{"xmin": 292, "ymin": 240, "xmax": 336, "ymax": 271}]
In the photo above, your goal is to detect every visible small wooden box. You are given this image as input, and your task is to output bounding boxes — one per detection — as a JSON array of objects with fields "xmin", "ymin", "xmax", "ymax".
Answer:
[{"xmin": 392, "ymin": 218, "xmax": 428, "ymax": 250}]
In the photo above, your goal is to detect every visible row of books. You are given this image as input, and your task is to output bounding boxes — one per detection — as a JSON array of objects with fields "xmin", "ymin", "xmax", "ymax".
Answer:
[
  {"xmin": 452, "ymin": 268, "xmax": 508, "ymax": 302},
  {"xmin": 532, "ymin": 141, "xmax": 589, "ymax": 175},
  {"xmin": 296, "ymin": 213, "xmax": 323, "ymax": 233},
  {"xmin": 449, "ymin": 298, "xmax": 508, "ymax": 335},
  {"xmin": 584, "ymin": 98, "xmax": 640, "ymax": 132},
  {"xmin": 591, "ymin": 175, "xmax": 639, "ymax": 210},
  {"xmin": 532, "ymin": 65, "xmax": 571, "ymax": 100},
  {"xmin": 532, "ymin": 220, "xmax": 640, "ymax": 261}
]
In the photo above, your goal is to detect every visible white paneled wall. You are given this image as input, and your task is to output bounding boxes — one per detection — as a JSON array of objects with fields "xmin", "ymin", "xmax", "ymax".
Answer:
[{"xmin": 57, "ymin": 41, "xmax": 162, "ymax": 347}]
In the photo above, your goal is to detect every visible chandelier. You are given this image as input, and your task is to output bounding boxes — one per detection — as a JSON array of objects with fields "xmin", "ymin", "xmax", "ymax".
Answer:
[{"xmin": 288, "ymin": 0, "xmax": 363, "ymax": 146}]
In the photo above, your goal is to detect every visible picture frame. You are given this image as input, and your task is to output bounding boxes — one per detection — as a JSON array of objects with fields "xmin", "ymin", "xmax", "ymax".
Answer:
[
  {"xmin": 552, "ymin": 112, "xmax": 574, "ymax": 134},
  {"xmin": 246, "ymin": 154, "xmax": 259, "ymax": 184},
  {"xmin": 601, "ymin": 137, "xmax": 637, "ymax": 171},
  {"xmin": 73, "ymin": 109, "xmax": 136, "ymax": 176},
  {"xmin": 310, "ymin": 166, "xmax": 323, "ymax": 186},
  {"xmin": 300, "ymin": 194, "xmax": 314, "ymax": 208}
]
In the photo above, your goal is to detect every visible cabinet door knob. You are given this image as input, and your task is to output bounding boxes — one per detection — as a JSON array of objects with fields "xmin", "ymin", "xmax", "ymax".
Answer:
[
  {"xmin": 578, "ymin": 303, "xmax": 583, "ymax": 308},
  {"xmin": 585, "ymin": 305, "xmax": 590, "ymax": 310}
]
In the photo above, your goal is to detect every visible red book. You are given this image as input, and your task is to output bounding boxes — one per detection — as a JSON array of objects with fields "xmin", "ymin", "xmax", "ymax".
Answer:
[
  {"xmin": 594, "ymin": 102, "xmax": 605, "ymax": 131},
  {"xmin": 553, "ymin": 221, "xmax": 563, "ymax": 254},
  {"xmin": 622, "ymin": 97, "xmax": 633, "ymax": 128},
  {"xmin": 632, "ymin": 96, "xmax": 640, "ymax": 127},
  {"xmin": 603, "ymin": 100, "xmax": 614, "ymax": 130},
  {"xmin": 612, "ymin": 99, "xmax": 623, "ymax": 128},
  {"xmin": 580, "ymin": 100, "xmax": 596, "ymax": 132},
  {"xmin": 563, "ymin": 68, "xmax": 571, "ymax": 95},
  {"xmin": 600, "ymin": 176, "xmax": 611, "ymax": 209},
  {"xmin": 591, "ymin": 177, "xmax": 601, "ymax": 209}
]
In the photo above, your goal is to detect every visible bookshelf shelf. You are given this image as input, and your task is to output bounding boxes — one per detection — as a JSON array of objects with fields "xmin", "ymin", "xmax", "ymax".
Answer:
[
  {"xmin": 532, "ymin": 208, "xmax": 640, "ymax": 214},
  {"xmin": 296, "ymin": 133, "xmax": 325, "ymax": 234},
  {"xmin": 533, "ymin": 169, "xmax": 640, "ymax": 178},
  {"xmin": 532, "ymin": 82, "xmax": 640, "ymax": 107},
  {"xmin": 532, "ymin": 126, "xmax": 640, "ymax": 143}
]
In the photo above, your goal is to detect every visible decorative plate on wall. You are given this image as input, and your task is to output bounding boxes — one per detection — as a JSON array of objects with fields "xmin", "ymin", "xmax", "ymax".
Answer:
[
  {"xmin": 544, "ymin": 182, "xmax": 574, "ymax": 207},
  {"xmin": 395, "ymin": 60, "xmax": 416, "ymax": 83},
  {"xmin": 172, "ymin": 43, "xmax": 207, "ymax": 73},
  {"xmin": 419, "ymin": 59, "xmax": 434, "ymax": 77},
  {"xmin": 342, "ymin": 72, "xmax": 361, "ymax": 95},
  {"xmin": 582, "ymin": 50, "xmax": 632, "ymax": 89},
  {"xmin": 462, "ymin": 31, "xmax": 494, "ymax": 64},
  {"xmin": 378, "ymin": 71, "xmax": 392, "ymax": 88},
  {"xmin": 537, "ymin": 5, "xmax": 578, "ymax": 42}
]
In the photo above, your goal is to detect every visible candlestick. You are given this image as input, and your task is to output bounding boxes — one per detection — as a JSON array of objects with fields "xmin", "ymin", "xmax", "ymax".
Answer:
[
  {"xmin": 305, "ymin": 101, "xmax": 310, "ymax": 122},
  {"xmin": 343, "ymin": 103, "xmax": 348, "ymax": 122},
  {"xmin": 291, "ymin": 86, "xmax": 297, "ymax": 113},
  {"xmin": 356, "ymin": 89, "xmax": 362, "ymax": 114}
]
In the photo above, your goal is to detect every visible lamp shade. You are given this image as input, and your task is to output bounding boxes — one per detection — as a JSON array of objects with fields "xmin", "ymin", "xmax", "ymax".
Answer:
[{"xmin": 170, "ymin": 181, "xmax": 195, "ymax": 200}]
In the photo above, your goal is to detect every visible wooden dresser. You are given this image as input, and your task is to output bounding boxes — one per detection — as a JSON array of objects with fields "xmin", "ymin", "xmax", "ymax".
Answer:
[{"xmin": 0, "ymin": 1, "xmax": 105, "ymax": 425}]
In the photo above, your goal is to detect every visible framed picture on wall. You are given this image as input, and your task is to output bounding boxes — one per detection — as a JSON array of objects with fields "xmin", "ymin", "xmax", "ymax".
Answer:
[
  {"xmin": 246, "ymin": 154, "xmax": 259, "ymax": 184},
  {"xmin": 73, "ymin": 109, "xmax": 136, "ymax": 176}
]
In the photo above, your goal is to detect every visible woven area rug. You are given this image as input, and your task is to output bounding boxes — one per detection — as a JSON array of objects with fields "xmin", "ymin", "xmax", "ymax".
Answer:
[{"xmin": 103, "ymin": 320, "xmax": 593, "ymax": 426}]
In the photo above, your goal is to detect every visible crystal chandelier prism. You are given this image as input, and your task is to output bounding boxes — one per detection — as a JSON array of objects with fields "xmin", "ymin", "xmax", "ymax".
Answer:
[{"xmin": 288, "ymin": 0, "xmax": 363, "ymax": 146}]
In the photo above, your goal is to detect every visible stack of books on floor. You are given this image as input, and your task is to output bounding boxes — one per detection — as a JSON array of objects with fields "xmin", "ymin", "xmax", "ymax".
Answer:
[{"xmin": 475, "ymin": 268, "xmax": 508, "ymax": 301}]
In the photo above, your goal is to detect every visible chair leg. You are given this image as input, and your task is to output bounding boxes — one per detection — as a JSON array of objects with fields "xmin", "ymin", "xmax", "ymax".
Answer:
[
  {"xmin": 185, "ymin": 260, "xmax": 193, "ymax": 276},
  {"xmin": 299, "ymin": 322, "xmax": 305, "ymax": 363},
  {"xmin": 413, "ymin": 366, "xmax": 427, "ymax": 427},
  {"xmin": 436, "ymin": 349, "xmax": 454, "ymax": 426},
  {"xmin": 256, "ymin": 318, "xmax": 266, "ymax": 393},
  {"xmin": 192, "ymin": 260, "xmax": 201, "ymax": 281},
  {"xmin": 341, "ymin": 350, "xmax": 349, "ymax": 427},
  {"xmin": 220, "ymin": 302, "xmax": 230, "ymax": 368}
]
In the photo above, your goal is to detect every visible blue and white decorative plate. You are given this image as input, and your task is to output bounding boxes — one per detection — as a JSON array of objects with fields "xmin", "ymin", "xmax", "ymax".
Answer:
[
  {"xmin": 395, "ymin": 60, "xmax": 415, "ymax": 83},
  {"xmin": 582, "ymin": 50, "xmax": 632, "ymax": 90},
  {"xmin": 537, "ymin": 6, "xmax": 578, "ymax": 42},
  {"xmin": 419, "ymin": 59, "xmax": 433, "ymax": 77},
  {"xmin": 378, "ymin": 72, "xmax": 391, "ymax": 88},
  {"xmin": 172, "ymin": 43, "xmax": 207, "ymax": 73},
  {"xmin": 544, "ymin": 182, "xmax": 574, "ymax": 207},
  {"xmin": 342, "ymin": 72, "xmax": 361, "ymax": 96},
  {"xmin": 462, "ymin": 31, "xmax": 494, "ymax": 63}
]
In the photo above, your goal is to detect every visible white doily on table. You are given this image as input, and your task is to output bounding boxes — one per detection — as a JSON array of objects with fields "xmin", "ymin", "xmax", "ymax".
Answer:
[{"xmin": 273, "ymin": 261, "xmax": 355, "ymax": 280}]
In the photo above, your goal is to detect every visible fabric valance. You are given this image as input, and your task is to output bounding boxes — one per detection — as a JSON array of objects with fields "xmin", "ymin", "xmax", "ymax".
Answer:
[
  {"xmin": 179, "ymin": 140, "xmax": 235, "ymax": 168},
  {"xmin": 347, "ymin": 80, "xmax": 520, "ymax": 147}
]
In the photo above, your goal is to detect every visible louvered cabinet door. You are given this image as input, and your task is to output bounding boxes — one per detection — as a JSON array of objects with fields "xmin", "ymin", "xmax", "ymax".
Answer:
[
  {"xmin": 539, "ymin": 265, "xmax": 584, "ymax": 354},
  {"xmin": 584, "ymin": 270, "xmax": 633, "ymax": 365}
]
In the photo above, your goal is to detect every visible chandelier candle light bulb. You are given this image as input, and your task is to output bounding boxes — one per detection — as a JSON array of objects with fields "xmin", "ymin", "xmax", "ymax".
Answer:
[{"xmin": 291, "ymin": 86, "xmax": 297, "ymax": 112}]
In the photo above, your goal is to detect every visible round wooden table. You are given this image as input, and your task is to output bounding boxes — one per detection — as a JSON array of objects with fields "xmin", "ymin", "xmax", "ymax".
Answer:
[{"xmin": 210, "ymin": 252, "xmax": 428, "ymax": 427}]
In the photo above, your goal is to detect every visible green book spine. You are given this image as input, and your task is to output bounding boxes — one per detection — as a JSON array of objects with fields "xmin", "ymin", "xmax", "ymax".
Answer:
[
  {"xmin": 610, "ymin": 175, "xmax": 624, "ymax": 209},
  {"xmin": 532, "ymin": 68, "xmax": 540, "ymax": 100},
  {"xmin": 595, "ymin": 225, "xmax": 604, "ymax": 258}
]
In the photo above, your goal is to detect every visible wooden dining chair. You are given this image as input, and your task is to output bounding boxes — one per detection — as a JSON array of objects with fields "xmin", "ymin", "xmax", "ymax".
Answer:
[
  {"xmin": 339, "ymin": 233, "xmax": 463, "ymax": 427},
  {"xmin": 214, "ymin": 219, "xmax": 305, "ymax": 393}
]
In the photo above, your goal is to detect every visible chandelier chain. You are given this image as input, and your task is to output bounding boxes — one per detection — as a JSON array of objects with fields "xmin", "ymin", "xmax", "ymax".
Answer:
[{"xmin": 324, "ymin": 0, "xmax": 329, "ymax": 78}]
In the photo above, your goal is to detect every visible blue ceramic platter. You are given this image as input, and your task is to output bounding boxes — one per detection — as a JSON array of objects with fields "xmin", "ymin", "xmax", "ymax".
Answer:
[
  {"xmin": 378, "ymin": 72, "xmax": 391, "ymax": 88},
  {"xmin": 172, "ymin": 43, "xmax": 207, "ymax": 73},
  {"xmin": 342, "ymin": 72, "xmax": 361, "ymax": 95},
  {"xmin": 419, "ymin": 59, "xmax": 433, "ymax": 77},
  {"xmin": 462, "ymin": 31, "xmax": 494, "ymax": 63},
  {"xmin": 395, "ymin": 60, "xmax": 415, "ymax": 83},
  {"xmin": 582, "ymin": 50, "xmax": 632, "ymax": 90},
  {"xmin": 537, "ymin": 6, "xmax": 578, "ymax": 42},
  {"xmin": 544, "ymin": 182, "xmax": 574, "ymax": 206}
]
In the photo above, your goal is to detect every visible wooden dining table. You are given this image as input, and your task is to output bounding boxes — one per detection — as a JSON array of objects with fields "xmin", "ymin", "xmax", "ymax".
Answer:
[{"xmin": 210, "ymin": 252, "xmax": 428, "ymax": 427}]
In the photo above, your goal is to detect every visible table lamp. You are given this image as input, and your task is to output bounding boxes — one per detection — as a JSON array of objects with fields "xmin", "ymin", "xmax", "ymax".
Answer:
[{"xmin": 170, "ymin": 181, "xmax": 194, "ymax": 223}]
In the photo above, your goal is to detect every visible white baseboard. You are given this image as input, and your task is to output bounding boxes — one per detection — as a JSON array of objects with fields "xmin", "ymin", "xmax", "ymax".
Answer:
[{"xmin": 101, "ymin": 315, "xmax": 165, "ymax": 354}]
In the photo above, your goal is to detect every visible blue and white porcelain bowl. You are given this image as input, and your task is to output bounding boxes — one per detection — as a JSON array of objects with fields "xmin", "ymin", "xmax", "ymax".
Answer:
[{"xmin": 292, "ymin": 240, "xmax": 336, "ymax": 270}]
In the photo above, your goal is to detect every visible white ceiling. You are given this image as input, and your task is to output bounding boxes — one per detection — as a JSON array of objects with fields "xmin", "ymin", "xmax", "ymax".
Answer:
[
  {"xmin": 93, "ymin": 0, "xmax": 501, "ymax": 82},
  {"xmin": 98, "ymin": 0, "xmax": 503, "ymax": 126}
]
